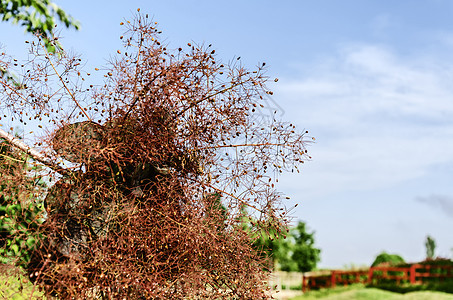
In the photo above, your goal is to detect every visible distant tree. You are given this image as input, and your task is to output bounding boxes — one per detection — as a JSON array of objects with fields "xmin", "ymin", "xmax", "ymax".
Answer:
[
  {"xmin": 425, "ymin": 235, "xmax": 436, "ymax": 260},
  {"xmin": 254, "ymin": 221, "xmax": 321, "ymax": 273},
  {"xmin": 289, "ymin": 221, "xmax": 321, "ymax": 272},
  {"xmin": 371, "ymin": 252, "xmax": 405, "ymax": 267},
  {"xmin": 253, "ymin": 225, "xmax": 292, "ymax": 271}
]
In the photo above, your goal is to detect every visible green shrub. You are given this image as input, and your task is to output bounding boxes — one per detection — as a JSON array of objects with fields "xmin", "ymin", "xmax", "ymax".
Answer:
[
  {"xmin": 368, "ymin": 280, "xmax": 453, "ymax": 294},
  {"xmin": 371, "ymin": 252, "xmax": 405, "ymax": 267},
  {"xmin": 0, "ymin": 201, "xmax": 44, "ymax": 266},
  {"xmin": 0, "ymin": 139, "xmax": 45, "ymax": 268}
]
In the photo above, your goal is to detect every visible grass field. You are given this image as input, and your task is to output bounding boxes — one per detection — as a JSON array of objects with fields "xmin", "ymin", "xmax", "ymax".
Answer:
[
  {"xmin": 0, "ymin": 273, "xmax": 44, "ymax": 300},
  {"xmin": 290, "ymin": 287, "xmax": 453, "ymax": 300}
]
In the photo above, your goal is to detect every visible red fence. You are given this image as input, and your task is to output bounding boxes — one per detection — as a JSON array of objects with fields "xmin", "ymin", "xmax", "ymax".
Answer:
[{"xmin": 302, "ymin": 264, "xmax": 453, "ymax": 292}]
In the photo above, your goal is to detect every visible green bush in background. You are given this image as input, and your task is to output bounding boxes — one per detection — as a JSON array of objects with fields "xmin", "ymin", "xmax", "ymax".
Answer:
[
  {"xmin": 254, "ymin": 220, "xmax": 321, "ymax": 272},
  {"xmin": 368, "ymin": 281, "xmax": 453, "ymax": 294},
  {"xmin": 371, "ymin": 252, "xmax": 406, "ymax": 267},
  {"xmin": 0, "ymin": 138, "xmax": 45, "ymax": 268},
  {"xmin": 368, "ymin": 257, "xmax": 453, "ymax": 294}
]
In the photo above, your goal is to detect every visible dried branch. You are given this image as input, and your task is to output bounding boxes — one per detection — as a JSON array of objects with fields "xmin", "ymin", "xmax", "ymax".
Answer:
[{"xmin": 0, "ymin": 127, "xmax": 66, "ymax": 175}]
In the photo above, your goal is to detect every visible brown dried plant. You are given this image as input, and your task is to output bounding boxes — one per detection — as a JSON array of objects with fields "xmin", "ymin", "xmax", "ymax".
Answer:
[{"xmin": 0, "ymin": 12, "xmax": 312, "ymax": 299}]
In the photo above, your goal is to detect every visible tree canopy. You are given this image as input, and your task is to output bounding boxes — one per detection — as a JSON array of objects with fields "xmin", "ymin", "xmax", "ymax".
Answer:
[
  {"xmin": 0, "ymin": 0, "xmax": 79, "ymax": 84},
  {"xmin": 0, "ymin": 0, "xmax": 79, "ymax": 37},
  {"xmin": 254, "ymin": 221, "xmax": 321, "ymax": 273}
]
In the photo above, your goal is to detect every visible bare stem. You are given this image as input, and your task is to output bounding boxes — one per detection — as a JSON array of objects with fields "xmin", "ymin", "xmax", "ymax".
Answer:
[
  {"xmin": 197, "ymin": 142, "xmax": 293, "ymax": 150},
  {"xmin": 0, "ymin": 127, "xmax": 67, "ymax": 175},
  {"xmin": 176, "ymin": 80, "xmax": 249, "ymax": 118},
  {"xmin": 43, "ymin": 45, "xmax": 92, "ymax": 122}
]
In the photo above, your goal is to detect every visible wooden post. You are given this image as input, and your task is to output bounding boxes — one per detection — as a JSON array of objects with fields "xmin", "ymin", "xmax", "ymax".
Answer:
[
  {"xmin": 302, "ymin": 275, "xmax": 307, "ymax": 292},
  {"xmin": 409, "ymin": 264, "xmax": 417, "ymax": 284},
  {"xmin": 368, "ymin": 268, "xmax": 374, "ymax": 284},
  {"xmin": 331, "ymin": 271, "xmax": 336, "ymax": 288}
]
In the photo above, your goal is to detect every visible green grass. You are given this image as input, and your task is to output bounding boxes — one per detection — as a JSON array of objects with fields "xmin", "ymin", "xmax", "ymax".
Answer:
[
  {"xmin": 294, "ymin": 284, "xmax": 366, "ymax": 299},
  {"xmin": 290, "ymin": 287, "xmax": 453, "ymax": 300},
  {"xmin": 3, "ymin": 272, "xmax": 453, "ymax": 300},
  {"xmin": 0, "ymin": 271, "xmax": 45, "ymax": 299}
]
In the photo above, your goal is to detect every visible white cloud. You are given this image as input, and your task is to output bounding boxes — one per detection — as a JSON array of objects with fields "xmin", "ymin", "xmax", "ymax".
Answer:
[
  {"xmin": 276, "ymin": 43, "xmax": 453, "ymax": 198},
  {"xmin": 283, "ymin": 44, "xmax": 453, "ymax": 123},
  {"xmin": 416, "ymin": 195, "xmax": 453, "ymax": 217}
]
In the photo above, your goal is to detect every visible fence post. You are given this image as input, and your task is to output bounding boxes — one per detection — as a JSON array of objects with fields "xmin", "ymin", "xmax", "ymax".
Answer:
[
  {"xmin": 302, "ymin": 274, "xmax": 308, "ymax": 292},
  {"xmin": 409, "ymin": 264, "xmax": 417, "ymax": 284},
  {"xmin": 331, "ymin": 271, "xmax": 336, "ymax": 288},
  {"xmin": 368, "ymin": 268, "xmax": 374, "ymax": 284}
]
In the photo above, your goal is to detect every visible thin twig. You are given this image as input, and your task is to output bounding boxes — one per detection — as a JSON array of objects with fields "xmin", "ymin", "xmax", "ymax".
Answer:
[
  {"xmin": 43, "ymin": 43, "xmax": 92, "ymax": 122},
  {"xmin": 121, "ymin": 69, "xmax": 165, "ymax": 123},
  {"xmin": 176, "ymin": 80, "xmax": 249, "ymax": 118},
  {"xmin": 0, "ymin": 152, "xmax": 26, "ymax": 163},
  {"xmin": 196, "ymin": 142, "xmax": 291, "ymax": 150}
]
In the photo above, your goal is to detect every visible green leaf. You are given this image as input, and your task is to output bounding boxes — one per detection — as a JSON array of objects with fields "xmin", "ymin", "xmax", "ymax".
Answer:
[
  {"xmin": 26, "ymin": 236, "xmax": 36, "ymax": 246},
  {"xmin": 3, "ymin": 11, "xmax": 12, "ymax": 20},
  {"xmin": 10, "ymin": 244, "xmax": 19, "ymax": 255}
]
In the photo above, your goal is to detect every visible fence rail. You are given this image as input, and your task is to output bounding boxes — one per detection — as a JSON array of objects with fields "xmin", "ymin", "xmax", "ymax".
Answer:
[{"xmin": 302, "ymin": 264, "xmax": 453, "ymax": 292}]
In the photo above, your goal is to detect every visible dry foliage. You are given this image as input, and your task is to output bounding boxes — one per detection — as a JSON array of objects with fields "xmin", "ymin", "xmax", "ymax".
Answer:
[{"xmin": 0, "ymin": 12, "xmax": 312, "ymax": 299}]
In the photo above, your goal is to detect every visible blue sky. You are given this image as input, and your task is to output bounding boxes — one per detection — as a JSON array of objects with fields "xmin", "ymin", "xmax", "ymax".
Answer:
[{"xmin": 2, "ymin": 0, "xmax": 453, "ymax": 268}]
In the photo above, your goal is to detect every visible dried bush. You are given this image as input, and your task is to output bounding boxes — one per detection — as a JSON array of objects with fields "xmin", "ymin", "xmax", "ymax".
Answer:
[{"xmin": 0, "ymin": 12, "xmax": 312, "ymax": 299}]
